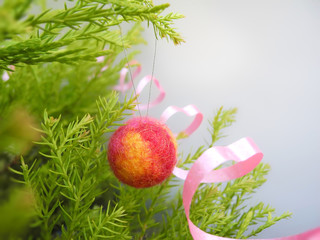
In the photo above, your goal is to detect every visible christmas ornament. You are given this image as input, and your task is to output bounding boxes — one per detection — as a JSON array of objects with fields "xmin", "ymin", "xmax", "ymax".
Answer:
[{"xmin": 107, "ymin": 117, "xmax": 177, "ymax": 188}]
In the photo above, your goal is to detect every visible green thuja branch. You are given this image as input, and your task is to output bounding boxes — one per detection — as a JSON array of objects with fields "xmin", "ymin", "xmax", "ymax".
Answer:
[
  {"xmin": 246, "ymin": 210, "xmax": 292, "ymax": 238},
  {"xmin": 0, "ymin": 40, "xmax": 138, "ymax": 121},
  {"xmin": 110, "ymin": 178, "xmax": 173, "ymax": 239},
  {"xmin": 208, "ymin": 106, "xmax": 237, "ymax": 147},
  {"xmin": 137, "ymin": 183, "xmax": 169, "ymax": 239},
  {"xmin": 0, "ymin": 0, "xmax": 183, "ymax": 69},
  {"xmin": 10, "ymin": 93, "xmax": 136, "ymax": 239},
  {"xmin": 85, "ymin": 204, "xmax": 130, "ymax": 240},
  {"xmin": 0, "ymin": 0, "xmax": 33, "ymax": 41}
]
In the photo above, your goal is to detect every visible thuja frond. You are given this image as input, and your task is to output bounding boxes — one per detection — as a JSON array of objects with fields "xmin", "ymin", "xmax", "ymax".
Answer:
[
  {"xmin": 136, "ymin": 183, "xmax": 172, "ymax": 239},
  {"xmin": 245, "ymin": 210, "xmax": 292, "ymax": 238},
  {"xmin": 1, "ymin": 0, "xmax": 33, "ymax": 21},
  {"xmin": 109, "ymin": 179, "xmax": 172, "ymax": 239},
  {"xmin": 9, "ymin": 93, "xmax": 136, "ymax": 239},
  {"xmin": 0, "ymin": 38, "xmax": 110, "ymax": 67},
  {"xmin": 0, "ymin": 0, "xmax": 33, "ymax": 40},
  {"xmin": 149, "ymin": 12, "xmax": 185, "ymax": 45},
  {"xmin": 208, "ymin": 106, "xmax": 237, "ymax": 147},
  {"xmin": 0, "ymin": 186, "xmax": 36, "ymax": 239},
  {"xmin": 176, "ymin": 145, "xmax": 206, "ymax": 168},
  {"xmin": 109, "ymin": 0, "xmax": 185, "ymax": 44},
  {"xmin": 0, "ymin": 41, "xmax": 137, "ymax": 122},
  {"xmin": 0, "ymin": 0, "xmax": 183, "ymax": 70},
  {"xmin": 84, "ymin": 204, "xmax": 130, "ymax": 240}
]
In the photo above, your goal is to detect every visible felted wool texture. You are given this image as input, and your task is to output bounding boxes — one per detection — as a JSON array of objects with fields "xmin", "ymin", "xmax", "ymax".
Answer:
[{"xmin": 107, "ymin": 117, "xmax": 177, "ymax": 188}]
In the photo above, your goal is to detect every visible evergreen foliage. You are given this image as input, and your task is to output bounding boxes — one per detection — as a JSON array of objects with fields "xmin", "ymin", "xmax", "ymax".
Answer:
[{"xmin": 0, "ymin": 0, "xmax": 290, "ymax": 239}]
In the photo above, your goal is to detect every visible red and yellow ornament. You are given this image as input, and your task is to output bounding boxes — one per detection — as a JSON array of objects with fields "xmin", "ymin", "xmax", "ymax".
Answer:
[{"xmin": 107, "ymin": 117, "xmax": 177, "ymax": 188}]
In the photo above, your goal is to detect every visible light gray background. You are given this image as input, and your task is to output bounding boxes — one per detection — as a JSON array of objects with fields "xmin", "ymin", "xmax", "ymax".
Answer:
[{"xmin": 134, "ymin": 0, "xmax": 320, "ymax": 238}]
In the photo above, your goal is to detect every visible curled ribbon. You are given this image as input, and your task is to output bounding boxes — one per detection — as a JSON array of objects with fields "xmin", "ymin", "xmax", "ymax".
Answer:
[
  {"xmin": 114, "ymin": 61, "xmax": 202, "ymax": 133},
  {"xmin": 1, "ymin": 65, "xmax": 15, "ymax": 81},
  {"xmin": 113, "ymin": 60, "xmax": 142, "ymax": 93},
  {"xmin": 136, "ymin": 75, "xmax": 166, "ymax": 110},
  {"xmin": 2, "ymin": 71, "xmax": 9, "ymax": 81},
  {"xmin": 175, "ymin": 137, "xmax": 320, "ymax": 240},
  {"xmin": 114, "ymin": 60, "xmax": 166, "ymax": 112},
  {"xmin": 114, "ymin": 61, "xmax": 320, "ymax": 240},
  {"xmin": 160, "ymin": 104, "xmax": 203, "ymax": 138}
]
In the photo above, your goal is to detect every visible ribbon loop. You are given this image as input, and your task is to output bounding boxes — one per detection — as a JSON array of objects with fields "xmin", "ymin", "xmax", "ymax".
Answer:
[
  {"xmin": 135, "ymin": 75, "xmax": 166, "ymax": 110},
  {"xmin": 2, "ymin": 65, "xmax": 15, "ymax": 81},
  {"xmin": 160, "ymin": 105, "xmax": 203, "ymax": 138},
  {"xmin": 173, "ymin": 138, "xmax": 262, "ymax": 182},
  {"xmin": 113, "ymin": 60, "xmax": 142, "ymax": 93},
  {"xmin": 182, "ymin": 138, "xmax": 260, "ymax": 240},
  {"xmin": 113, "ymin": 61, "xmax": 165, "ymax": 110}
]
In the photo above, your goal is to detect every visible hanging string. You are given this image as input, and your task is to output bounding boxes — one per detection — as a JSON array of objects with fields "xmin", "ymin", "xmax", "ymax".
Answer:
[
  {"xmin": 116, "ymin": 10, "xmax": 158, "ymax": 118},
  {"xmin": 146, "ymin": 38, "xmax": 158, "ymax": 116},
  {"xmin": 117, "ymin": 24, "xmax": 142, "ymax": 117}
]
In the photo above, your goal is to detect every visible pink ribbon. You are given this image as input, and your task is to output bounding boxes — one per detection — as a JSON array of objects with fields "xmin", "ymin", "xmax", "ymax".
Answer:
[
  {"xmin": 113, "ymin": 60, "xmax": 142, "ymax": 93},
  {"xmin": 2, "ymin": 65, "xmax": 15, "ymax": 81},
  {"xmin": 2, "ymin": 71, "xmax": 9, "ymax": 81},
  {"xmin": 135, "ymin": 75, "xmax": 166, "ymax": 110},
  {"xmin": 114, "ymin": 60, "xmax": 166, "ymax": 109},
  {"xmin": 96, "ymin": 56, "xmax": 105, "ymax": 63},
  {"xmin": 160, "ymin": 104, "xmax": 203, "ymax": 137},
  {"xmin": 173, "ymin": 137, "xmax": 320, "ymax": 240}
]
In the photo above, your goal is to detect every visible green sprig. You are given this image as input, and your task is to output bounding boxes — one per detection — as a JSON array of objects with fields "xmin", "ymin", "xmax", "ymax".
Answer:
[{"xmin": 0, "ymin": 0, "xmax": 184, "ymax": 70}]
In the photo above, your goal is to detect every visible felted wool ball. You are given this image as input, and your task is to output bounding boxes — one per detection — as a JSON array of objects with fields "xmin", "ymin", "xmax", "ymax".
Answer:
[{"xmin": 107, "ymin": 117, "xmax": 177, "ymax": 188}]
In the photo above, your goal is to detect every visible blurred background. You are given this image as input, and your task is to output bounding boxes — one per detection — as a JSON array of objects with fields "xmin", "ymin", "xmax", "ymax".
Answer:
[{"xmin": 134, "ymin": 0, "xmax": 320, "ymax": 238}]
